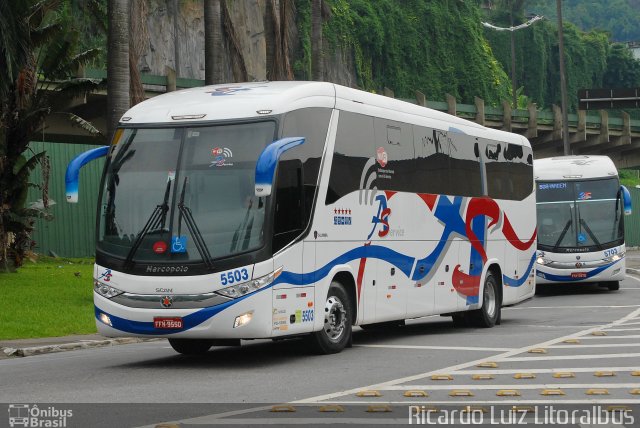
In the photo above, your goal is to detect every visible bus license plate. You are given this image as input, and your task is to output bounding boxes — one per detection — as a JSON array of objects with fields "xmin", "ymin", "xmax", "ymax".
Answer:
[
  {"xmin": 571, "ymin": 272, "xmax": 587, "ymax": 279},
  {"xmin": 153, "ymin": 317, "xmax": 183, "ymax": 329}
]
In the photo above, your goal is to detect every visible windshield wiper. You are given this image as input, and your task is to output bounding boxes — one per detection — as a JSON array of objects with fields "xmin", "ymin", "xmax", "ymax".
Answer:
[
  {"xmin": 124, "ymin": 179, "xmax": 172, "ymax": 268},
  {"xmin": 177, "ymin": 177, "xmax": 215, "ymax": 271},
  {"xmin": 580, "ymin": 218, "xmax": 603, "ymax": 250},
  {"xmin": 552, "ymin": 219, "xmax": 572, "ymax": 252}
]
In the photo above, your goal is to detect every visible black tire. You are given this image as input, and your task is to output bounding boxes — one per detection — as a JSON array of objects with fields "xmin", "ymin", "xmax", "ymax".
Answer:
[
  {"xmin": 308, "ymin": 281, "xmax": 353, "ymax": 354},
  {"xmin": 606, "ymin": 281, "xmax": 620, "ymax": 291},
  {"xmin": 467, "ymin": 272, "xmax": 501, "ymax": 328},
  {"xmin": 451, "ymin": 313, "xmax": 469, "ymax": 328},
  {"xmin": 168, "ymin": 339, "xmax": 213, "ymax": 355}
]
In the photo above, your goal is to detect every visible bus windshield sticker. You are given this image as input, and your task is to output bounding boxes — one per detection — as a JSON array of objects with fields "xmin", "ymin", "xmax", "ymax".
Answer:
[
  {"xmin": 210, "ymin": 147, "xmax": 234, "ymax": 167},
  {"xmin": 578, "ymin": 191, "xmax": 592, "ymax": 200},
  {"xmin": 171, "ymin": 236, "xmax": 187, "ymax": 253}
]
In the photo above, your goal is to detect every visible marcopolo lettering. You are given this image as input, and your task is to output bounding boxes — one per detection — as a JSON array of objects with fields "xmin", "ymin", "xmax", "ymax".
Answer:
[{"xmin": 145, "ymin": 265, "xmax": 189, "ymax": 273}]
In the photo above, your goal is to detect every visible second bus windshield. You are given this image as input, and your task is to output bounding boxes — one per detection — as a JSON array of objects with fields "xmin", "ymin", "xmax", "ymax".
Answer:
[{"xmin": 536, "ymin": 178, "xmax": 623, "ymax": 251}]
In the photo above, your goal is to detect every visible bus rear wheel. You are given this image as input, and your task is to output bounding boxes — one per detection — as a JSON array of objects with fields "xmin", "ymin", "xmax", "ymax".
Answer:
[
  {"xmin": 467, "ymin": 272, "xmax": 500, "ymax": 328},
  {"xmin": 308, "ymin": 281, "xmax": 352, "ymax": 354},
  {"xmin": 168, "ymin": 339, "xmax": 213, "ymax": 355}
]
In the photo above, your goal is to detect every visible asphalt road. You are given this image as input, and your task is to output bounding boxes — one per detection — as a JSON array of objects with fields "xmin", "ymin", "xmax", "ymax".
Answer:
[{"xmin": 1, "ymin": 276, "xmax": 640, "ymax": 427}]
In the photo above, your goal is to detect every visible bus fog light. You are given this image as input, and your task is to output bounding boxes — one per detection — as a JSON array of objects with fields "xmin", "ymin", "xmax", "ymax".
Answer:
[
  {"xmin": 234, "ymin": 311, "xmax": 253, "ymax": 328},
  {"xmin": 99, "ymin": 313, "xmax": 112, "ymax": 326}
]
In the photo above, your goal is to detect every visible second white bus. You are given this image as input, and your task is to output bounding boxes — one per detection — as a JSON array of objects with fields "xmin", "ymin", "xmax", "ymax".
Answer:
[{"xmin": 535, "ymin": 155, "xmax": 632, "ymax": 290}]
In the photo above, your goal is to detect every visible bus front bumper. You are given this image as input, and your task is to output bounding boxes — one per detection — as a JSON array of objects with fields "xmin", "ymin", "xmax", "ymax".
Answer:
[
  {"xmin": 93, "ymin": 288, "xmax": 274, "ymax": 339},
  {"xmin": 536, "ymin": 259, "xmax": 625, "ymax": 284}
]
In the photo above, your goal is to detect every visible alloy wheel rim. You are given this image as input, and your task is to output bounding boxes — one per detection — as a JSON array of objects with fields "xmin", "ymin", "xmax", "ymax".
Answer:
[{"xmin": 324, "ymin": 295, "xmax": 347, "ymax": 342}]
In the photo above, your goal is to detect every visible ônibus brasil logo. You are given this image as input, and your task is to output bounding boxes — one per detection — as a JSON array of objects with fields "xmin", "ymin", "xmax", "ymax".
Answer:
[{"xmin": 8, "ymin": 404, "xmax": 73, "ymax": 427}]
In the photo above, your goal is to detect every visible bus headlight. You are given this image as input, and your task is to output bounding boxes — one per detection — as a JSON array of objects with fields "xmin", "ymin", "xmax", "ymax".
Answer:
[
  {"xmin": 216, "ymin": 267, "xmax": 283, "ymax": 299},
  {"xmin": 94, "ymin": 281, "xmax": 124, "ymax": 299},
  {"xmin": 610, "ymin": 254, "xmax": 622, "ymax": 262},
  {"xmin": 536, "ymin": 257, "xmax": 549, "ymax": 265}
]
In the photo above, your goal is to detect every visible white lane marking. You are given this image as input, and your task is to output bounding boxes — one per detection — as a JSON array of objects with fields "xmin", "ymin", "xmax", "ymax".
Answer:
[
  {"xmin": 572, "ymin": 335, "xmax": 640, "ymax": 340},
  {"xmin": 303, "ymin": 399, "xmax": 640, "ymax": 405},
  {"xmin": 602, "ymin": 327, "xmax": 640, "ymax": 331},
  {"xmin": 381, "ymin": 383, "xmax": 640, "ymax": 391},
  {"xmin": 355, "ymin": 344, "xmax": 514, "ymax": 352},
  {"xmin": 497, "ymin": 353, "xmax": 640, "ymax": 362},
  {"xmin": 505, "ymin": 305, "xmax": 640, "ymax": 310},
  {"xmin": 452, "ymin": 367, "xmax": 640, "ymax": 375},
  {"xmin": 619, "ymin": 288, "xmax": 640, "ymax": 290},
  {"xmin": 625, "ymin": 275, "xmax": 640, "ymax": 283},
  {"xmin": 549, "ymin": 343, "xmax": 640, "ymax": 348},
  {"xmin": 619, "ymin": 321, "xmax": 640, "ymax": 326},
  {"xmin": 514, "ymin": 325, "xmax": 603, "ymax": 329},
  {"xmin": 293, "ymin": 307, "xmax": 640, "ymax": 404}
]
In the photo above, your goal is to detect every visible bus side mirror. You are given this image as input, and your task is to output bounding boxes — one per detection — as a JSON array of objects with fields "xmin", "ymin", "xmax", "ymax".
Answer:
[
  {"xmin": 255, "ymin": 137, "xmax": 305, "ymax": 196},
  {"xmin": 65, "ymin": 146, "xmax": 109, "ymax": 203},
  {"xmin": 621, "ymin": 185, "xmax": 632, "ymax": 216}
]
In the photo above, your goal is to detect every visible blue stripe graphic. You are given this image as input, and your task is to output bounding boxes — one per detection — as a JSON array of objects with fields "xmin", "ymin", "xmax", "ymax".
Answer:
[{"xmin": 502, "ymin": 253, "xmax": 536, "ymax": 287}]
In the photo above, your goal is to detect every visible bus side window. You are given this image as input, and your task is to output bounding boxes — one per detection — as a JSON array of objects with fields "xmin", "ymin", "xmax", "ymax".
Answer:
[{"xmin": 273, "ymin": 159, "xmax": 304, "ymax": 253}]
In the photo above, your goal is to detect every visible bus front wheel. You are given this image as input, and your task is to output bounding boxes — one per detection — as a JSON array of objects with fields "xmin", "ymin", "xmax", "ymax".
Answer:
[
  {"xmin": 309, "ymin": 281, "xmax": 353, "ymax": 354},
  {"xmin": 168, "ymin": 339, "xmax": 213, "ymax": 355},
  {"xmin": 467, "ymin": 272, "xmax": 501, "ymax": 328},
  {"xmin": 605, "ymin": 281, "xmax": 620, "ymax": 291}
]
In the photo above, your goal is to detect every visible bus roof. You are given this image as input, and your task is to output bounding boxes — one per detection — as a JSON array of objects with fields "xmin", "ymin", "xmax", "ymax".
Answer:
[
  {"xmin": 534, "ymin": 155, "xmax": 618, "ymax": 181},
  {"xmin": 120, "ymin": 81, "xmax": 529, "ymax": 148}
]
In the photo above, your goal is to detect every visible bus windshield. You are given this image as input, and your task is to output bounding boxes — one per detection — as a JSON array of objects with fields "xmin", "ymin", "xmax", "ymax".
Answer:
[
  {"xmin": 97, "ymin": 121, "xmax": 276, "ymax": 264},
  {"xmin": 536, "ymin": 178, "xmax": 623, "ymax": 251}
]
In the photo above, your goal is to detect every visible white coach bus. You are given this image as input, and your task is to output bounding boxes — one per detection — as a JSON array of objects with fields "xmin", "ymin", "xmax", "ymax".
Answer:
[
  {"xmin": 66, "ymin": 82, "xmax": 537, "ymax": 355},
  {"xmin": 535, "ymin": 156, "xmax": 632, "ymax": 290}
]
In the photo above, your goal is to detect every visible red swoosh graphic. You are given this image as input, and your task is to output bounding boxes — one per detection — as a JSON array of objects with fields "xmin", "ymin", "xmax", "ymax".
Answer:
[
  {"xmin": 452, "ymin": 265, "xmax": 481, "ymax": 297},
  {"xmin": 503, "ymin": 215, "xmax": 537, "ymax": 250},
  {"xmin": 417, "ymin": 193, "xmax": 437, "ymax": 211},
  {"xmin": 465, "ymin": 198, "xmax": 500, "ymax": 262}
]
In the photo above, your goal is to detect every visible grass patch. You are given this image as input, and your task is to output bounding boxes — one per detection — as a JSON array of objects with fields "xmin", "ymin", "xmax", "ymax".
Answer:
[{"xmin": 0, "ymin": 257, "xmax": 97, "ymax": 340}]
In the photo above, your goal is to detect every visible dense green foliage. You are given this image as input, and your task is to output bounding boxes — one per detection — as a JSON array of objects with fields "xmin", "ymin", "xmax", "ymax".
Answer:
[
  {"xmin": 0, "ymin": 0, "xmax": 103, "ymax": 271},
  {"xmin": 484, "ymin": 7, "xmax": 640, "ymax": 110},
  {"xmin": 295, "ymin": 0, "xmax": 511, "ymax": 104},
  {"xmin": 527, "ymin": 0, "xmax": 640, "ymax": 42}
]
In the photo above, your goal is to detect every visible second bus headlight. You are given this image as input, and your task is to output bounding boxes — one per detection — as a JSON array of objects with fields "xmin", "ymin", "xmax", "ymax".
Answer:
[{"xmin": 216, "ymin": 267, "xmax": 283, "ymax": 299}]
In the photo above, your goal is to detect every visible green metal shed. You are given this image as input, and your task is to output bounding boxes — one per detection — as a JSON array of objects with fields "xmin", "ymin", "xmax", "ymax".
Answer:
[{"xmin": 27, "ymin": 141, "xmax": 105, "ymax": 258}]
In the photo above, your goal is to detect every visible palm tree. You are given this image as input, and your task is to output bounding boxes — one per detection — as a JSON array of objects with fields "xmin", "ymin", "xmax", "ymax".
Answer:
[
  {"xmin": 107, "ymin": 0, "xmax": 130, "ymax": 140},
  {"xmin": 204, "ymin": 0, "xmax": 223, "ymax": 85},
  {"xmin": 265, "ymin": 0, "xmax": 295, "ymax": 81},
  {"xmin": 311, "ymin": 0, "xmax": 323, "ymax": 81},
  {"xmin": 0, "ymin": 0, "xmax": 103, "ymax": 271}
]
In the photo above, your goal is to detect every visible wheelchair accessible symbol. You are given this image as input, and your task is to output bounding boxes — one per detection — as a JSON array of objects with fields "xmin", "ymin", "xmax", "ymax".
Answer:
[{"xmin": 171, "ymin": 236, "xmax": 187, "ymax": 253}]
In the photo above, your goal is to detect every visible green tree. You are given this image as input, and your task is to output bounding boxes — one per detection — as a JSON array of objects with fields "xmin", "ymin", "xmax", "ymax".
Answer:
[
  {"xmin": 603, "ymin": 43, "xmax": 640, "ymax": 88},
  {"xmin": 0, "ymin": 0, "xmax": 103, "ymax": 271}
]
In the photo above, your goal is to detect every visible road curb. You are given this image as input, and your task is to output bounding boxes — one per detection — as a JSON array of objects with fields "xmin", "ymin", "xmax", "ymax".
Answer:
[{"xmin": 0, "ymin": 337, "xmax": 162, "ymax": 358}]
